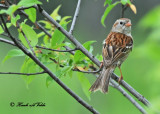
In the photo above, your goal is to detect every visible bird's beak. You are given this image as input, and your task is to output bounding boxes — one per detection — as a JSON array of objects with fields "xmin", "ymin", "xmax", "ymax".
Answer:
[{"xmin": 125, "ymin": 22, "xmax": 132, "ymax": 27}]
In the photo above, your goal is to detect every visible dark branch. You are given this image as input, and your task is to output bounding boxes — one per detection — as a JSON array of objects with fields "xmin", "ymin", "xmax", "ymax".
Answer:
[
  {"xmin": 0, "ymin": 71, "xmax": 46, "ymax": 75},
  {"xmin": 36, "ymin": 46, "xmax": 78, "ymax": 52},
  {"xmin": 111, "ymin": 73, "xmax": 151, "ymax": 107},
  {"xmin": 0, "ymin": 37, "xmax": 15, "ymax": 46},
  {"xmin": 110, "ymin": 79, "xmax": 147, "ymax": 114}
]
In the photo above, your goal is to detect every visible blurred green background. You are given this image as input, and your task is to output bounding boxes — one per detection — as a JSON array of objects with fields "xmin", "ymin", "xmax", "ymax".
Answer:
[{"xmin": 0, "ymin": 0, "xmax": 160, "ymax": 114}]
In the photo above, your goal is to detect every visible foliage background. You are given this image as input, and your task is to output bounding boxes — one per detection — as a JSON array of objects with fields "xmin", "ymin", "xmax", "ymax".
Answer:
[{"xmin": 0, "ymin": 0, "xmax": 160, "ymax": 114}]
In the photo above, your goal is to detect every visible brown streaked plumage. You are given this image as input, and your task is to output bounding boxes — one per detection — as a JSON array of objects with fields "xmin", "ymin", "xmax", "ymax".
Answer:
[{"xmin": 89, "ymin": 18, "xmax": 133, "ymax": 93}]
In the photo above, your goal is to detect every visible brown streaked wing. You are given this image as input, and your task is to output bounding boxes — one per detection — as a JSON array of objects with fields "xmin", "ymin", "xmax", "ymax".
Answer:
[{"xmin": 103, "ymin": 32, "xmax": 133, "ymax": 67}]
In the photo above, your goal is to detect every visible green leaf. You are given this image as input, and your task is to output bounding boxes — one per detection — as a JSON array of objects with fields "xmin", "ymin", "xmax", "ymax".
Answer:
[
  {"xmin": 60, "ymin": 16, "xmax": 71, "ymax": 26},
  {"xmin": 101, "ymin": 1, "xmax": 120, "ymax": 27},
  {"xmin": 51, "ymin": 25, "xmax": 66, "ymax": 48},
  {"xmin": 0, "ymin": 23, "xmax": 12, "ymax": 34},
  {"xmin": 74, "ymin": 41, "xmax": 96, "ymax": 63},
  {"xmin": 121, "ymin": 0, "xmax": 131, "ymax": 5},
  {"xmin": 77, "ymin": 72, "xmax": 91, "ymax": 100},
  {"xmin": 3, "ymin": 49, "xmax": 25, "ymax": 63},
  {"xmin": 20, "ymin": 23, "xmax": 38, "ymax": 47},
  {"xmin": 46, "ymin": 76, "xmax": 53, "ymax": 87},
  {"xmin": 18, "ymin": 0, "xmax": 42, "ymax": 7},
  {"xmin": 21, "ymin": 57, "xmax": 40, "ymax": 86},
  {"xmin": 50, "ymin": 5, "xmax": 62, "ymax": 21},
  {"xmin": 11, "ymin": 15, "xmax": 20, "ymax": 26},
  {"xmin": 24, "ymin": 8, "xmax": 36, "ymax": 23},
  {"xmin": 83, "ymin": 41, "xmax": 96, "ymax": 51},
  {"xmin": 0, "ymin": 4, "xmax": 19, "ymax": 15},
  {"xmin": 56, "ymin": 66, "xmax": 73, "ymax": 77},
  {"xmin": 104, "ymin": 0, "xmax": 112, "ymax": 6}
]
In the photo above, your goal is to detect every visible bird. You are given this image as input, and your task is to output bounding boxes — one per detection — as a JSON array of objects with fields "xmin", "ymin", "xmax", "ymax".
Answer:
[{"xmin": 89, "ymin": 18, "xmax": 133, "ymax": 93}]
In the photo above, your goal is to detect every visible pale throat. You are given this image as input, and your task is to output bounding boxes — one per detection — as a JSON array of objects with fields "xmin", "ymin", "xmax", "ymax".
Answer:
[{"xmin": 111, "ymin": 27, "xmax": 132, "ymax": 37}]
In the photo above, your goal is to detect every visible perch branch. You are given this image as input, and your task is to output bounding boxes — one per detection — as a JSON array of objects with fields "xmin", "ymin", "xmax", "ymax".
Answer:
[
  {"xmin": 110, "ymin": 79, "xmax": 147, "ymax": 114},
  {"xmin": 0, "ymin": 15, "xmax": 99, "ymax": 114},
  {"xmin": 69, "ymin": 0, "xmax": 81, "ymax": 34}
]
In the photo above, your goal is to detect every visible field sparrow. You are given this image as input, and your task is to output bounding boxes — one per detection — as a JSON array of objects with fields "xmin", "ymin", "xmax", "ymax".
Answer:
[{"xmin": 89, "ymin": 18, "xmax": 133, "ymax": 93}]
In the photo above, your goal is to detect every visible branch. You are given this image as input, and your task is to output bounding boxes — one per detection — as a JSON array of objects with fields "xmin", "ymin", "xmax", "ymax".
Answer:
[
  {"xmin": 69, "ymin": 0, "xmax": 81, "ymax": 34},
  {"xmin": 0, "ymin": 15, "xmax": 99, "ymax": 114},
  {"xmin": 36, "ymin": 5, "xmax": 151, "ymax": 108},
  {"xmin": 121, "ymin": 4, "xmax": 128, "ymax": 18},
  {"xmin": 36, "ymin": 46, "xmax": 78, "ymax": 52},
  {"xmin": 111, "ymin": 73, "xmax": 151, "ymax": 106},
  {"xmin": 110, "ymin": 79, "xmax": 147, "ymax": 114},
  {"xmin": 0, "ymin": 37, "xmax": 15, "ymax": 46},
  {"xmin": 0, "ymin": 71, "xmax": 46, "ymax": 75}
]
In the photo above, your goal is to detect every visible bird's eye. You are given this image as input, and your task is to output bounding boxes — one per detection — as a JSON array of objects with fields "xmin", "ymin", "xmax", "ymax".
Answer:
[{"xmin": 120, "ymin": 22, "xmax": 123, "ymax": 25}]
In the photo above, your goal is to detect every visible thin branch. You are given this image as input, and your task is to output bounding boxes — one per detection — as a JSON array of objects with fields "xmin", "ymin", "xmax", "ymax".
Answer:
[
  {"xmin": 0, "ymin": 15, "xmax": 99, "ymax": 114},
  {"xmin": 69, "ymin": 0, "xmax": 81, "ymax": 34},
  {"xmin": 121, "ymin": 4, "xmax": 128, "ymax": 18},
  {"xmin": 0, "ymin": 71, "xmax": 46, "ymax": 75},
  {"xmin": 36, "ymin": 5, "xmax": 151, "ymax": 108},
  {"xmin": 111, "ymin": 73, "xmax": 151, "ymax": 107},
  {"xmin": 110, "ymin": 79, "xmax": 147, "ymax": 114},
  {"xmin": 0, "ymin": 37, "xmax": 15, "ymax": 46},
  {"xmin": 73, "ymin": 67, "xmax": 101, "ymax": 74},
  {"xmin": 20, "ymin": 30, "xmax": 36, "ymax": 56},
  {"xmin": 36, "ymin": 45, "xmax": 78, "ymax": 52}
]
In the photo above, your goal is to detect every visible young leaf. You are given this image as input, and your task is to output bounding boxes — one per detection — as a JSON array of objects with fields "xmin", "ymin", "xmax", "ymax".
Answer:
[
  {"xmin": 74, "ymin": 41, "xmax": 96, "ymax": 63},
  {"xmin": 104, "ymin": 0, "xmax": 112, "ymax": 6},
  {"xmin": 20, "ymin": 23, "xmax": 38, "ymax": 47},
  {"xmin": 101, "ymin": 1, "xmax": 120, "ymax": 27},
  {"xmin": 18, "ymin": 0, "xmax": 42, "ymax": 7},
  {"xmin": 51, "ymin": 28, "xmax": 65, "ymax": 48},
  {"xmin": 0, "ymin": 23, "xmax": 12, "ymax": 34},
  {"xmin": 50, "ymin": 5, "xmax": 62, "ymax": 21},
  {"xmin": 11, "ymin": 14, "xmax": 20, "ymax": 26},
  {"xmin": 77, "ymin": 72, "xmax": 91, "ymax": 100},
  {"xmin": 121, "ymin": 0, "xmax": 130, "ymax": 5},
  {"xmin": 0, "ymin": 4, "xmax": 19, "ymax": 15},
  {"xmin": 21, "ymin": 57, "xmax": 39, "ymax": 85},
  {"xmin": 24, "ymin": 8, "xmax": 36, "ymax": 23},
  {"xmin": 3, "ymin": 49, "xmax": 25, "ymax": 63}
]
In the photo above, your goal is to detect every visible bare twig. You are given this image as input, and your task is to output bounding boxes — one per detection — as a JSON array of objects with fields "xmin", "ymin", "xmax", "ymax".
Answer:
[
  {"xmin": 0, "ymin": 71, "xmax": 46, "ymax": 75},
  {"xmin": 36, "ymin": 46, "xmax": 78, "ymax": 52},
  {"xmin": 69, "ymin": 0, "xmax": 81, "ymax": 34},
  {"xmin": 110, "ymin": 79, "xmax": 147, "ymax": 114},
  {"xmin": 111, "ymin": 73, "xmax": 151, "ymax": 107},
  {"xmin": 0, "ymin": 15, "xmax": 99, "ymax": 114},
  {"xmin": 73, "ymin": 68, "xmax": 101, "ymax": 74},
  {"xmin": 0, "ymin": 37, "xmax": 15, "ymax": 46},
  {"xmin": 121, "ymin": 4, "xmax": 128, "ymax": 18}
]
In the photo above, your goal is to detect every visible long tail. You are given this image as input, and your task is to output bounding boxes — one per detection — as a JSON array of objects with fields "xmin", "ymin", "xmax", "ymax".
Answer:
[{"xmin": 89, "ymin": 67, "xmax": 114, "ymax": 93}]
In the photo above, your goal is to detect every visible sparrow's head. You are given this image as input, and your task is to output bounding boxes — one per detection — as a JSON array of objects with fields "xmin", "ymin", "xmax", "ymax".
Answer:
[{"xmin": 111, "ymin": 18, "xmax": 132, "ymax": 36}]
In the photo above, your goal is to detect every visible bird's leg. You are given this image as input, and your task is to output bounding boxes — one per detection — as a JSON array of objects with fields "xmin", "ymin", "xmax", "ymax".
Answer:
[
  {"xmin": 100, "ymin": 61, "xmax": 103, "ymax": 69},
  {"xmin": 118, "ymin": 66, "xmax": 123, "ymax": 84}
]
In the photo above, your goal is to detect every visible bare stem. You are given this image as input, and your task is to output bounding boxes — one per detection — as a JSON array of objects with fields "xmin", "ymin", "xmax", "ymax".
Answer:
[
  {"xmin": 36, "ymin": 46, "xmax": 77, "ymax": 52},
  {"xmin": 0, "ymin": 71, "xmax": 46, "ymax": 75},
  {"xmin": 69, "ymin": 0, "xmax": 81, "ymax": 34}
]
